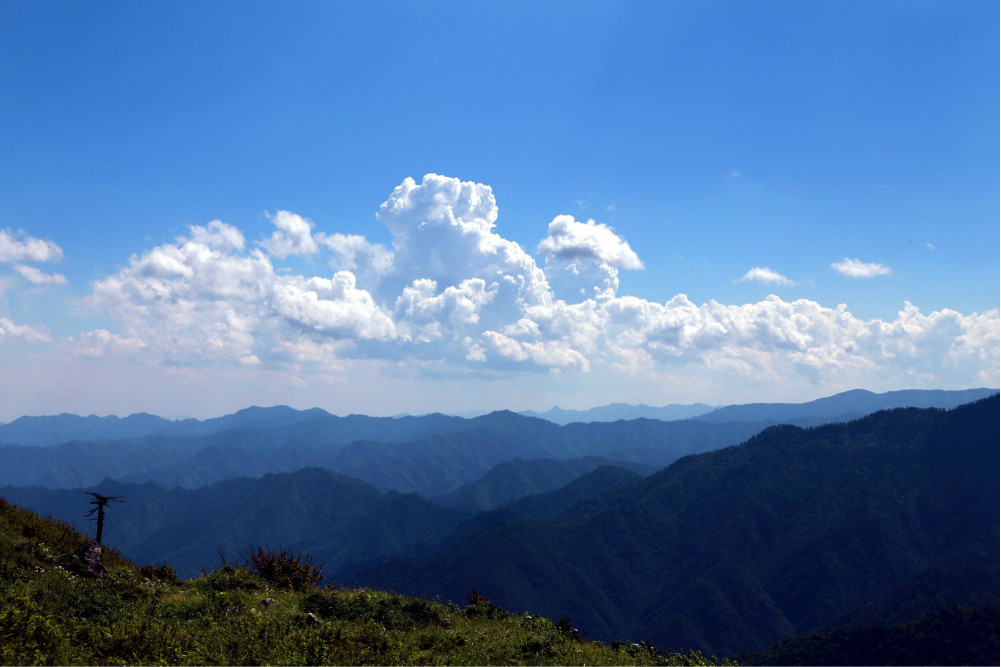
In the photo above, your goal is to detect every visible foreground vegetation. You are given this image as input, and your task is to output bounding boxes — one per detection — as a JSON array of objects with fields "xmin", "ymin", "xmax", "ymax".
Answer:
[{"xmin": 0, "ymin": 498, "xmax": 729, "ymax": 666}]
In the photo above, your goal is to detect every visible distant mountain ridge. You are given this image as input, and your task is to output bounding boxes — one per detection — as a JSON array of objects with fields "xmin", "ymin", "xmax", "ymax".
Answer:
[
  {"xmin": 2, "ymin": 388, "xmax": 996, "ymax": 496},
  {"xmin": 0, "ymin": 411, "xmax": 764, "ymax": 493},
  {"xmin": 0, "ymin": 405, "xmax": 470, "ymax": 448},
  {"xmin": 0, "ymin": 412, "xmax": 173, "ymax": 447},
  {"xmin": 694, "ymin": 387, "xmax": 997, "ymax": 424},
  {"xmin": 2, "ymin": 387, "xmax": 993, "ymax": 446}
]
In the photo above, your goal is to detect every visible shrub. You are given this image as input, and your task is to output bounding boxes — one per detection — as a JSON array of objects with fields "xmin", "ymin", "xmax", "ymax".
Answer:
[
  {"xmin": 463, "ymin": 588, "xmax": 507, "ymax": 619},
  {"xmin": 244, "ymin": 545, "xmax": 323, "ymax": 592},
  {"xmin": 138, "ymin": 562, "xmax": 178, "ymax": 583},
  {"xmin": 193, "ymin": 563, "xmax": 264, "ymax": 592},
  {"xmin": 556, "ymin": 615, "xmax": 580, "ymax": 639}
]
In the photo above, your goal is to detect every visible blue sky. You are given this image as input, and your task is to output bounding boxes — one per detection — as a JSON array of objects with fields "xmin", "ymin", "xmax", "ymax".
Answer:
[{"xmin": 0, "ymin": 1, "xmax": 997, "ymax": 420}]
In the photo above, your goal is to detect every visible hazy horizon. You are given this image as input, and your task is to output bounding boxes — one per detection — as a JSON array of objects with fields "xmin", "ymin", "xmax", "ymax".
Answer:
[{"xmin": 2, "ymin": 385, "xmax": 998, "ymax": 424}]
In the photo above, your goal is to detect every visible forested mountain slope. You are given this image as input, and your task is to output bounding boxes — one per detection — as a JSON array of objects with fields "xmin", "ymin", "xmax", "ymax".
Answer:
[
  {"xmin": 502, "ymin": 465, "xmax": 645, "ymax": 520},
  {"xmin": 353, "ymin": 397, "xmax": 1000, "ymax": 656},
  {"xmin": 1, "ymin": 458, "xmax": 658, "ymax": 583},
  {"xmin": 431, "ymin": 457, "xmax": 654, "ymax": 512},
  {"xmin": 736, "ymin": 603, "xmax": 998, "ymax": 666}
]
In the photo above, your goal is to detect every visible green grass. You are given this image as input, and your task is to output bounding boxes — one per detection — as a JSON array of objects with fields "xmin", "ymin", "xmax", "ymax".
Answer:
[{"xmin": 0, "ymin": 497, "xmax": 731, "ymax": 666}]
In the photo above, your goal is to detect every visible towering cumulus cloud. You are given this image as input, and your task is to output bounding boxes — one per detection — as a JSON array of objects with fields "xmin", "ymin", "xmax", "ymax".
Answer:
[{"xmin": 74, "ymin": 174, "xmax": 997, "ymax": 396}]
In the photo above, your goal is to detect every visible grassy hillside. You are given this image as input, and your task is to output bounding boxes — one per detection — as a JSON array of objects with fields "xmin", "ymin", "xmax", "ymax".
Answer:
[{"xmin": 0, "ymin": 497, "xmax": 729, "ymax": 665}]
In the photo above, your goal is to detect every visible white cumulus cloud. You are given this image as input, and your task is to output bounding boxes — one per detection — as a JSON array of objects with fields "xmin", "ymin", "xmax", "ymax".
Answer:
[
  {"xmin": 0, "ymin": 229, "xmax": 63, "ymax": 263},
  {"xmin": 262, "ymin": 211, "xmax": 319, "ymax": 258},
  {"xmin": 832, "ymin": 257, "xmax": 892, "ymax": 278},
  {"xmin": 318, "ymin": 233, "xmax": 393, "ymax": 276},
  {"xmin": 85, "ymin": 219, "xmax": 393, "ymax": 367},
  {"xmin": 739, "ymin": 266, "xmax": 794, "ymax": 286},
  {"xmin": 272, "ymin": 272, "xmax": 396, "ymax": 340}
]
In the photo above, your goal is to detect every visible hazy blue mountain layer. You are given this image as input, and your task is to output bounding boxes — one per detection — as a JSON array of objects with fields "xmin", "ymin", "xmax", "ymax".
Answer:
[
  {"xmin": 0, "ymin": 405, "xmax": 469, "ymax": 448},
  {"xmin": 3, "ymin": 387, "xmax": 991, "ymax": 447},
  {"xmin": 0, "ymin": 412, "xmax": 764, "ymax": 493},
  {"xmin": 0, "ymin": 412, "xmax": 173, "ymax": 447},
  {"xmin": 694, "ymin": 387, "xmax": 997, "ymax": 424}
]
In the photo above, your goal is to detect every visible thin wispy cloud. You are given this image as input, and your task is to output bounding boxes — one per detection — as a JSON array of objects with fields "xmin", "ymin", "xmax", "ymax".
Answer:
[
  {"xmin": 13, "ymin": 264, "xmax": 68, "ymax": 286},
  {"xmin": 738, "ymin": 267, "xmax": 795, "ymax": 286},
  {"xmin": 831, "ymin": 258, "xmax": 892, "ymax": 278},
  {"xmin": 0, "ymin": 316, "xmax": 50, "ymax": 343}
]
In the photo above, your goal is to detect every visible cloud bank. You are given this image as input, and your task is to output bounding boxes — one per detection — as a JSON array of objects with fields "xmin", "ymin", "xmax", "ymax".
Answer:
[{"xmin": 2, "ymin": 174, "xmax": 997, "ymax": 414}]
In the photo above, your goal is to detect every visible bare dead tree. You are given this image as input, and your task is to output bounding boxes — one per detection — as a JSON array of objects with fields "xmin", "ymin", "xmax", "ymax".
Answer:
[{"xmin": 84, "ymin": 492, "xmax": 124, "ymax": 544}]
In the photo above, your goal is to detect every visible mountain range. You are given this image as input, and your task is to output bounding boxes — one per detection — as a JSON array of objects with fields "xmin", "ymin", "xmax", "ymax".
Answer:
[
  {"xmin": 693, "ymin": 387, "xmax": 995, "ymax": 424},
  {"xmin": 0, "ymin": 411, "xmax": 764, "ymax": 492},
  {"xmin": 1, "ymin": 387, "xmax": 997, "ymax": 662},
  {"xmin": 1, "ymin": 456, "xmax": 655, "ymax": 580},
  {"xmin": 350, "ymin": 396, "xmax": 999, "ymax": 656},
  {"xmin": 4, "ymin": 387, "xmax": 995, "ymax": 446}
]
